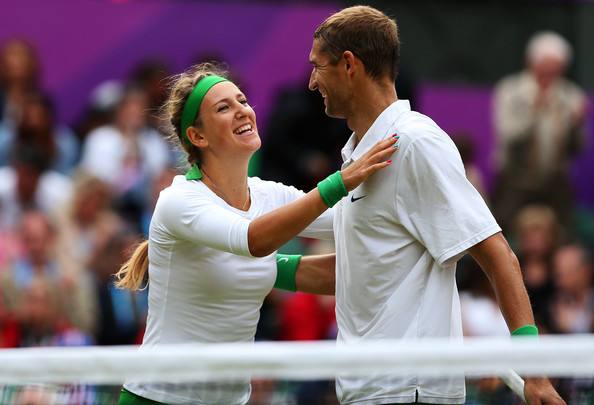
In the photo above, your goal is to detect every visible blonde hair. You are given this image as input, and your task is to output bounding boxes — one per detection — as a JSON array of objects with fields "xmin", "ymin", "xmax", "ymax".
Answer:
[
  {"xmin": 115, "ymin": 62, "xmax": 233, "ymax": 291},
  {"xmin": 114, "ymin": 62, "xmax": 228, "ymax": 290},
  {"xmin": 162, "ymin": 61, "xmax": 230, "ymax": 168},
  {"xmin": 113, "ymin": 239, "xmax": 149, "ymax": 291}
]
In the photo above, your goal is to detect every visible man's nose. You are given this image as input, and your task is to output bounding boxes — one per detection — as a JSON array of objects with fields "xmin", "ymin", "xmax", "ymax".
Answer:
[{"xmin": 308, "ymin": 71, "xmax": 318, "ymax": 91}]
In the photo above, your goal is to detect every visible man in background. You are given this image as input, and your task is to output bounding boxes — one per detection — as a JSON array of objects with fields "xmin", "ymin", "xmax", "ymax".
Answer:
[{"xmin": 492, "ymin": 31, "xmax": 588, "ymax": 238}]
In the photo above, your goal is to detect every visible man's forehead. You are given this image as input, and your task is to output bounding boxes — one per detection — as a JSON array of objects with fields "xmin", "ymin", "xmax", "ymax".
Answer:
[{"xmin": 309, "ymin": 40, "xmax": 325, "ymax": 63}]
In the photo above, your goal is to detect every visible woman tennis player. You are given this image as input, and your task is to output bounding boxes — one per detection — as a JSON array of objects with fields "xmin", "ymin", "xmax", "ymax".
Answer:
[{"xmin": 114, "ymin": 62, "xmax": 397, "ymax": 405}]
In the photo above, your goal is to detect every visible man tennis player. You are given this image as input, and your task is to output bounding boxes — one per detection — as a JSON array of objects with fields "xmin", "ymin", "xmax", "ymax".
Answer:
[{"xmin": 308, "ymin": 5, "xmax": 565, "ymax": 405}]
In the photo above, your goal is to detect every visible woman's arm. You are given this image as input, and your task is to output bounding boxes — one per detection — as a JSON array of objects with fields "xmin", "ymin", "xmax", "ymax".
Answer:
[{"xmin": 248, "ymin": 136, "xmax": 397, "ymax": 257}]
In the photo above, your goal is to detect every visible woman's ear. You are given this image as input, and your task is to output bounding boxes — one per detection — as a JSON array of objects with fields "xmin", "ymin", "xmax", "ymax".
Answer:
[{"xmin": 186, "ymin": 126, "xmax": 208, "ymax": 148}]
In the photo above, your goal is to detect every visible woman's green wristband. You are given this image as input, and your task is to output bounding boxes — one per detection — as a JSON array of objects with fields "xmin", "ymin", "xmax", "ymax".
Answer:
[
  {"xmin": 317, "ymin": 171, "xmax": 348, "ymax": 208},
  {"xmin": 274, "ymin": 254, "xmax": 302, "ymax": 292},
  {"xmin": 511, "ymin": 325, "xmax": 539, "ymax": 338}
]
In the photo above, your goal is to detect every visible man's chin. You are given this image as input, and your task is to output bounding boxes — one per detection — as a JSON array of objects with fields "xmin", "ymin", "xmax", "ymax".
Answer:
[{"xmin": 325, "ymin": 106, "xmax": 344, "ymax": 119}]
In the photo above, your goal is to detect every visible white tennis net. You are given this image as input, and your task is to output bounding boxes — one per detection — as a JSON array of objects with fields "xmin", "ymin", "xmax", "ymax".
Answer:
[{"xmin": 0, "ymin": 335, "xmax": 592, "ymax": 404}]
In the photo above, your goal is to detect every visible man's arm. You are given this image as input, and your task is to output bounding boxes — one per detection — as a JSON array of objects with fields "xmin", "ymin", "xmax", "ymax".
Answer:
[
  {"xmin": 467, "ymin": 232, "xmax": 533, "ymax": 330},
  {"xmin": 468, "ymin": 232, "xmax": 565, "ymax": 405},
  {"xmin": 295, "ymin": 253, "xmax": 335, "ymax": 295}
]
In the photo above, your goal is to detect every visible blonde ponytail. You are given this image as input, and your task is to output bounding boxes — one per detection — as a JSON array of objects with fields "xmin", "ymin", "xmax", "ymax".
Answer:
[{"xmin": 114, "ymin": 240, "xmax": 149, "ymax": 291}]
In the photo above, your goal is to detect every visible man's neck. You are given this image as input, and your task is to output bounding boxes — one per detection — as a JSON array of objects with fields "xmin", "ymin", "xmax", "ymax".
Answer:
[{"xmin": 349, "ymin": 90, "xmax": 398, "ymax": 144}]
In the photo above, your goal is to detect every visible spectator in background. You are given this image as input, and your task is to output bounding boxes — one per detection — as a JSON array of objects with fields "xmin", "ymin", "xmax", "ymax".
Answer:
[
  {"xmin": 0, "ymin": 90, "xmax": 79, "ymax": 175},
  {"xmin": 12, "ymin": 384, "xmax": 60, "ymax": 405},
  {"xmin": 458, "ymin": 256, "xmax": 510, "ymax": 404},
  {"xmin": 549, "ymin": 244, "xmax": 594, "ymax": 334},
  {"xmin": 16, "ymin": 276, "xmax": 94, "ymax": 347},
  {"xmin": 78, "ymin": 85, "xmax": 173, "ymax": 228},
  {"xmin": 14, "ymin": 277, "xmax": 96, "ymax": 403},
  {"xmin": 55, "ymin": 173, "xmax": 123, "ymax": 271},
  {"xmin": 492, "ymin": 31, "xmax": 589, "ymax": 238},
  {"xmin": 453, "ymin": 135, "xmax": 488, "ymax": 202},
  {"xmin": 548, "ymin": 243, "xmax": 594, "ymax": 404},
  {"xmin": 513, "ymin": 204, "xmax": 560, "ymax": 332},
  {"xmin": 0, "ymin": 147, "xmax": 73, "ymax": 229},
  {"xmin": 0, "ymin": 288, "xmax": 19, "ymax": 348},
  {"xmin": 459, "ymin": 257, "xmax": 508, "ymax": 338},
  {"xmin": 75, "ymin": 79, "xmax": 124, "ymax": 143},
  {"xmin": 88, "ymin": 227, "xmax": 148, "ymax": 346},
  {"xmin": 0, "ymin": 210, "xmax": 99, "ymax": 338},
  {"xmin": 139, "ymin": 164, "xmax": 177, "ymax": 236},
  {"xmin": 130, "ymin": 60, "xmax": 188, "ymax": 170},
  {"xmin": 277, "ymin": 239, "xmax": 337, "ymax": 343},
  {"xmin": 260, "ymin": 78, "xmax": 350, "ymax": 192},
  {"xmin": 130, "ymin": 59, "xmax": 171, "ymax": 133},
  {"xmin": 551, "ymin": 242, "xmax": 594, "ymax": 405},
  {"xmin": 0, "ymin": 38, "xmax": 40, "ymax": 125},
  {"xmin": 277, "ymin": 291, "xmax": 336, "ymax": 341},
  {"xmin": 277, "ymin": 284, "xmax": 337, "ymax": 404}
]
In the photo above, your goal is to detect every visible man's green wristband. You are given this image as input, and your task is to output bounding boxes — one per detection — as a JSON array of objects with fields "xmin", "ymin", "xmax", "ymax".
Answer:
[
  {"xmin": 274, "ymin": 254, "xmax": 302, "ymax": 292},
  {"xmin": 511, "ymin": 325, "xmax": 539, "ymax": 338},
  {"xmin": 317, "ymin": 171, "xmax": 348, "ymax": 208}
]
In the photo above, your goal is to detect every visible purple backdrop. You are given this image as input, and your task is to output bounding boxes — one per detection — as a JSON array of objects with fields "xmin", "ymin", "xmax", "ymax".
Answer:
[
  {"xmin": 0, "ymin": 0, "xmax": 341, "ymax": 133},
  {"xmin": 1, "ymin": 0, "xmax": 592, "ymax": 209}
]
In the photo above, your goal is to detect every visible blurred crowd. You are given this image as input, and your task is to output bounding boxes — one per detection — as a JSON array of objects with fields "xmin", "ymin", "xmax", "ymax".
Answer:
[{"xmin": 0, "ymin": 30, "xmax": 591, "ymax": 404}]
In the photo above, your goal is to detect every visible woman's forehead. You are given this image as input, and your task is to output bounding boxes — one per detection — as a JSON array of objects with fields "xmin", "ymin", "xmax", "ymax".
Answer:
[{"xmin": 203, "ymin": 81, "xmax": 242, "ymax": 104}]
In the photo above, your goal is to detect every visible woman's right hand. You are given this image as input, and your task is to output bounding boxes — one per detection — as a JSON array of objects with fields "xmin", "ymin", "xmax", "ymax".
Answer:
[{"xmin": 340, "ymin": 135, "xmax": 399, "ymax": 191}]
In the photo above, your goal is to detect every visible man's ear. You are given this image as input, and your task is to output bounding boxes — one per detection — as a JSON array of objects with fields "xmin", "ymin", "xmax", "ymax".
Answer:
[
  {"xmin": 342, "ymin": 51, "xmax": 357, "ymax": 77},
  {"xmin": 186, "ymin": 126, "xmax": 208, "ymax": 148}
]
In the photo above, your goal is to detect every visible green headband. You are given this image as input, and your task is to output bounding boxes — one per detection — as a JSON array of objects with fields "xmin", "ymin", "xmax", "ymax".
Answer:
[{"xmin": 180, "ymin": 75, "xmax": 229, "ymax": 145}]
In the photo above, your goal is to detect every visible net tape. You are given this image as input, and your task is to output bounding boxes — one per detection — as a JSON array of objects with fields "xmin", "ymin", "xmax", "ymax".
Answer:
[{"xmin": 0, "ymin": 335, "xmax": 592, "ymax": 385}]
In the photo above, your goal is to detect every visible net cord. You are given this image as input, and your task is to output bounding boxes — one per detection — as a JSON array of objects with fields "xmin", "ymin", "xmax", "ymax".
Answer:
[{"xmin": 0, "ymin": 335, "xmax": 592, "ymax": 384}]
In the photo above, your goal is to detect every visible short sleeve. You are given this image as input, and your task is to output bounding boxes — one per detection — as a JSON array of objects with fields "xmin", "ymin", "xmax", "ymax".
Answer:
[{"xmin": 396, "ymin": 135, "xmax": 500, "ymax": 267}]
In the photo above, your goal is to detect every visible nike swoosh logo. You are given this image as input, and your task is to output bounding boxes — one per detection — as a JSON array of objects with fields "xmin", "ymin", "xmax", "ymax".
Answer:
[
  {"xmin": 351, "ymin": 195, "xmax": 366, "ymax": 202},
  {"xmin": 277, "ymin": 257, "xmax": 289, "ymax": 264}
]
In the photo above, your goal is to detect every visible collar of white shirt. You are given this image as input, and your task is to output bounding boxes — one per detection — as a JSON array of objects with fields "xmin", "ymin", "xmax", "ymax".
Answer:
[{"xmin": 341, "ymin": 100, "xmax": 410, "ymax": 165}]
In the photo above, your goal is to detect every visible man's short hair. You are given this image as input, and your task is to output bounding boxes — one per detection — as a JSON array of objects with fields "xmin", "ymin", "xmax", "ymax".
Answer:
[{"xmin": 314, "ymin": 5, "xmax": 400, "ymax": 82}]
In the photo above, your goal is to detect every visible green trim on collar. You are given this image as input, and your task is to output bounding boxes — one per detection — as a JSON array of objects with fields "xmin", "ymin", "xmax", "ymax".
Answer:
[{"xmin": 185, "ymin": 165, "xmax": 203, "ymax": 180}]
